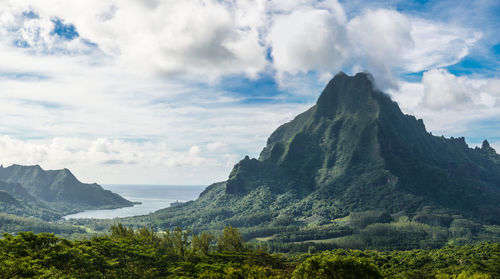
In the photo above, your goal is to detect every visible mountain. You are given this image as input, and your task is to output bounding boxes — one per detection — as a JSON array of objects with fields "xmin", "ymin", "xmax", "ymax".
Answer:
[
  {"xmin": 0, "ymin": 190, "xmax": 22, "ymax": 207},
  {"xmin": 127, "ymin": 72, "xmax": 500, "ymax": 249},
  {"xmin": 0, "ymin": 180, "xmax": 61, "ymax": 219},
  {"xmin": 0, "ymin": 180, "xmax": 39, "ymax": 204},
  {"xmin": 0, "ymin": 164, "xmax": 134, "ymax": 218}
]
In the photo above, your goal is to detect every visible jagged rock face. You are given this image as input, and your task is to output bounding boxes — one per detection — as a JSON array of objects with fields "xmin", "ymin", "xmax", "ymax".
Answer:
[
  {"xmin": 227, "ymin": 73, "xmax": 384, "ymax": 196},
  {"xmin": 224, "ymin": 72, "xmax": 500, "ymax": 222}
]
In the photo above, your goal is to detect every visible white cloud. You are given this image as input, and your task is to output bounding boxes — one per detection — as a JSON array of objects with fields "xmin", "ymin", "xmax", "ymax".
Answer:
[
  {"xmin": 0, "ymin": 0, "xmax": 268, "ymax": 80},
  {"xmin": 421, "ymin": 69, "xmax": 473, "ymax": 109},
  {"xmin": 389, "ymin": 69, "xmax": 500, "ymax": 138},
  {"xmin": 0, "ymin": 135, "xmax": 226, "ymax": 184},
  {"xmin": 346, "ymin": 9, "xmax": 413, "ymax": 89},
  {"xmin": 206, "ymin": 142, "xmax": 229, "ymax": 153},
  {"xmin": 491, "ymin": 141, "xmax": 500, "ymax": 152},
  {"xmin": 266, "ymin": 4, "xmax": 479, "ymax": 90},
  {"xmin": 0, "ymin": 0, "xmax": 494, "ymax": 184},
  {"xmin": 0, "ymin": 0, "xmax": 480, "ymax": 86},
  {"xmin": 0, "ymin": 67, "xmax": 309, "ymax": 184},
  {"xmin": 403, "ymin": 19, "xmax": 481, "ymax": 73},
  {"xmin": 267, "ymin": 6, "xmax": 348, "ymax": 80},
  {"xmin": 0, "ymin": 3, "xmax": 101, "ymax": 61},
  {"xmin": 419, "ymin": 69, "xmax": 500, "ymax": 110}
]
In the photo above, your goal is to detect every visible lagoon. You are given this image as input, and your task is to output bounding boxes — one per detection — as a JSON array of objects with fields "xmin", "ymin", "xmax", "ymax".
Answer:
[{"xmin": 63, "ymin": 184, "xmax": 206, "ymax": 219}]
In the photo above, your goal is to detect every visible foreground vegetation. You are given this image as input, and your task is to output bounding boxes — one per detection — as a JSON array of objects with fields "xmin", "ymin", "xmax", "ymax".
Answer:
[
  {"xmin": 70, "ymin": 205, "xmax": 500, "ymax": 253},
  {"xmin": 0, "ymin": 224, "xmax": 498, "ymax": 278},
  {"xmin": 0, "ymin": 225, "xmax": 292, "ymax": 278}
]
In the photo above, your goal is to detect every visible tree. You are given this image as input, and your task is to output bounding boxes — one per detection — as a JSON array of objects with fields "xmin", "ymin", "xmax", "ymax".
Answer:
[
  {"xmin": 217, "ymin": 226, "xmax": 246, "ymax": 253},
  {"xmin": 292, "ymin": 253, "xmax": 382, "ymax": 279},
  {"xmin": 171, "ymin": 227, "xmax": 190, "ymax": 259},
  {"xmin": 109, "ymin": 223, "xmax": 134, "ymax": 239},
  {"xmin": 191, "ymin": 232, "xmax": 214, "ymax": 256}
]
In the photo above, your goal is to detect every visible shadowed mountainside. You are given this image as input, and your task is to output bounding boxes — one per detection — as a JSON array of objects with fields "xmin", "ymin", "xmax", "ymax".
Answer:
[
  {"xmin": 0, "ymin": 164, "xmax": 134, "ymax": 220},
  {"xmin": 124, "ymin": 72, "xmax": 500, "ymax": 248}
]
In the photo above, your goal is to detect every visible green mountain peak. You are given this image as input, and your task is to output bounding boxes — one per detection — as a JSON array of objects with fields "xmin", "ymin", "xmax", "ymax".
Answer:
[
  {"xmin": 222, "ymin": 72, "xmax": 500, "ymax": 220},
  {"xmin": 229, "ymin": 72, "xmax": 393, "ymax": 196},
  {"xmin": 136, "ymin": 73, "xmax": 500, "ymax": 246},
  {"xmin": 316, "ymin": 71, "xmax": 378, "ymax": 117}
]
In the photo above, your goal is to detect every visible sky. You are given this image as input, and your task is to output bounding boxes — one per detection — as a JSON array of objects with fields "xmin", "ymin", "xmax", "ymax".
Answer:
[{"xmin": 0, "ymin": 0, "xmax": 499, "ymax": 185}]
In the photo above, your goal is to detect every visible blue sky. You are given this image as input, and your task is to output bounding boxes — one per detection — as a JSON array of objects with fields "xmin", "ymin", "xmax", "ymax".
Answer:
[{"xmin": 0, "ymin": 0, "xmax": 499, "ymax": 184}]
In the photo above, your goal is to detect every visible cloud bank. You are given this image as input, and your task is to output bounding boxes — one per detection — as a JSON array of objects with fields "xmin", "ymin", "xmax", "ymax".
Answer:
[
  {"xmin": 0, "ymin": 0, "xmax": 498, "ymax": 184},
  {"xmin": 0, "ymin": 0, "xmax": 481, "ymax": 86}
]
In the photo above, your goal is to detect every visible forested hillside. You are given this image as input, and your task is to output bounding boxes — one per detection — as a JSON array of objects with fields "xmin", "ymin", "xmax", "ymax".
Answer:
[
  {"xmin": 118, "ymin": 73, "xmax": 500, "ymax": 249},
  {"xmin": 0, "ymin": 225, "xmax": 498, "ymax": 278}
]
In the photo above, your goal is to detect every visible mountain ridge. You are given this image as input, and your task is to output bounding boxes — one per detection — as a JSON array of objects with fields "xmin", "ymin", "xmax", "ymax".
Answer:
[
  {"xmin": 0, "ymin": 164, "xmax": 134, "ymax": 219},
  {"xmin": 223, "ymin": 72, "xmax": 500, "ymax": 220},
  {"xmin": 126, "ymin": 72, "xmax": 500, "ymax": 248}
]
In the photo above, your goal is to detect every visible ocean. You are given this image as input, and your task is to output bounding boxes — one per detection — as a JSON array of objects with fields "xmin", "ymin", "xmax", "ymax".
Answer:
[{"xmin": 63, "ymin": 184, "xmax": 206, "ymax": 219}]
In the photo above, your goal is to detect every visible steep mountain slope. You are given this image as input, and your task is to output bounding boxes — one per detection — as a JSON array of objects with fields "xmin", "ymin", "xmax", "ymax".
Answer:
[
  {"xmin": 0, "ymin": 164, "xmax": 134, "ymax": 215},
  {"xmin": 0, "ymin": 190, "xmax": 22, "ymax": 207},
  {"xmin": 0, "ymin": 180, "xmax": 61, "ymax": 219},
  {"xmin": 128, "ymin": 72, "xmax": 500, "ymax": 247}
]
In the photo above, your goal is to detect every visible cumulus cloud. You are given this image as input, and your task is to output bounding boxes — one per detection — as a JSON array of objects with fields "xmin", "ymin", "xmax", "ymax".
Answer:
[
  {"xmin": 0, "ymin": 0, "xmax": 481, "ymax": 86},
  {"xmin": 266, "ymin": 3, "xmax": 479, "ymax": 90},
  {"xmin": 0, "ymin": 0, "xmax": 493, "ymax": 184},
  {"xmin": 0, "ymin": 136, "xmax": 196, "ymax": 168},
  {"xmin": 0, "ymin": 135, "xmax": 234, "ymax": 184},
  {"xmin": 0, "ymin": 0, "xmax": 268, "ymax": 80},
  {"xmin": 0, "ymin": 5, "xmax": 100, "ymax": 60},
  {"xmin": 0, "ymin": 65, "xmax": 308, "ymax": 184},
  {"xmin": 346, "ymin": 9, "xmax": 413, "ymax": 89},
  {"xmin": 267, "ymin": 1, "xmax": 348, "ymax": 79},
  {"xmin": 389, "ymin": 69, "xmax": 500, "ymax": 140},
  {"xmin": 421, "ymin": 69, "xmax": 473, "ymax": 109},
  {"xmin": 419, "ymin": 69, "xmax": 500, "ymax": 110}
]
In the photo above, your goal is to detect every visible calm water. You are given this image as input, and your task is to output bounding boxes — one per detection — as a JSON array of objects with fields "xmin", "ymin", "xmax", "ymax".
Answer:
[{"xmin": 63, "ymin": 185, "xmax": 206, "ymax": 219}]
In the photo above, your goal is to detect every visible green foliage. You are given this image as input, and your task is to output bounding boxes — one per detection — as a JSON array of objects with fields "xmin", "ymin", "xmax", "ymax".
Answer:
[
  {"xmin": 348, "ymin": 210, "xmax": 392, "ymax": 229},
  {"xmin": 436, "ymin": 270, "xmax": 492, "ymax": 279},
  {"xmin": 360, "ymin": 216, "xmax": 439, "ymax": 250},
  {"xmin": 0, "ymin": 224, "xmax": 499, "ymax": 278},
  {"xmin": 319, "ymin": 243, "xmax": 500, "ymax": 279},
  {"xmin": 0, "ymin": 224, "xmax": 292, "ymax": 278},
  {"xmin": 0, "ymin": 181, "xmax": 63, "ymax": 220},
  {"xmin": 217, "ymin": 225, "xmax": 246, "ymax": 253},
  {"xmin": 191, "ymin": 232, "xmax": 214, "ymax": 256},
  {"xmin": 292, "ymin": 253, "xmax": 382, "ymax": 279},
  {"xmin": 0, "ymin": 213, "xmax": 85, "ymax": 235}
]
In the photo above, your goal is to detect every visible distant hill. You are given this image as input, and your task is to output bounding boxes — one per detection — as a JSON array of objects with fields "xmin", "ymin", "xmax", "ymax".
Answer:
[
  {"xmin": 0, "ymin": 180, "xmax": 60, "ymax": 219},
  {"xmin": 0, "ymin": 190, "xmax": 22, "ymax": 207},
  {"xmin": 0, "ymin": 164, "xmax": 134, "ymax": 219},
  {"xmin": 126, "ymin": 72, "xmax": 500, "ymax": 249}
]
